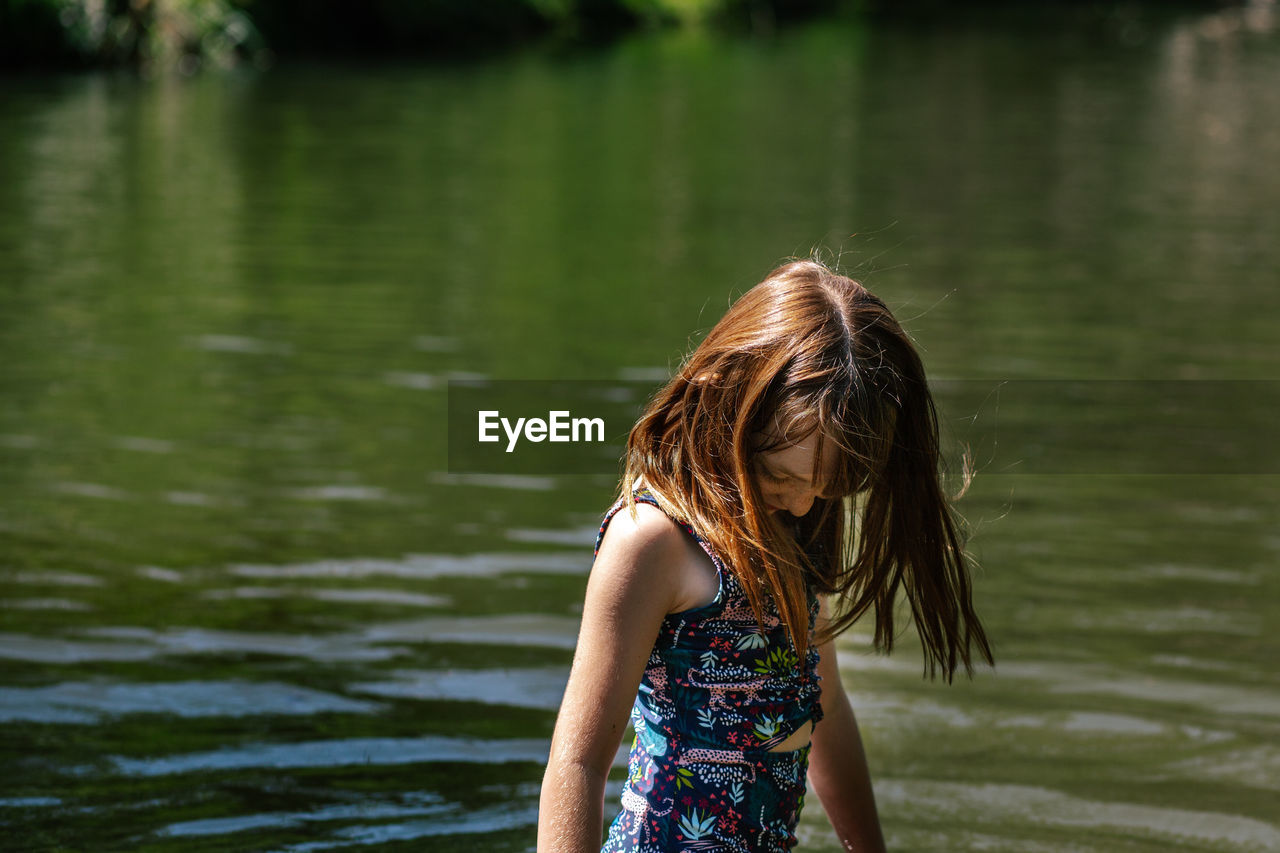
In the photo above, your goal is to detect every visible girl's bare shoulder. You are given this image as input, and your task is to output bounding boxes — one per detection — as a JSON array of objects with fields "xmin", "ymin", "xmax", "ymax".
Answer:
[
  {"xmin": 597, "ymin": 499, "xmax": 687, "ymax": 564},
  {"xmin": 596, "ymin": 499, "xmax": 719, "ymax": 614}
]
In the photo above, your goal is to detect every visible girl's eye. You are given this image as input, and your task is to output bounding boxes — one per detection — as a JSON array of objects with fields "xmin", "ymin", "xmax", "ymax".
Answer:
[{"xmin": 758, "ymin": 465, "xmax": 787, "ymax": 483}]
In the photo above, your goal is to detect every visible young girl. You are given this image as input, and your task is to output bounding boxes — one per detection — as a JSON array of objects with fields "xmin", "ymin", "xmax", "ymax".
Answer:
[{"xmin": 538, "ymin": 258, "xmax": 994, "ymax": 853}]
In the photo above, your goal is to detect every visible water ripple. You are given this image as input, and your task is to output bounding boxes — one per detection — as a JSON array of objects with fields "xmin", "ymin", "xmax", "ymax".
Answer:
[
  {"xmin": 285, "ymin": 486, "xmax": 391, "ymax": 502},
  {"xmin": 0, "ymin": 680, "xmax": 381, "ymax": 723},
  {"xmin": 200, "ymin": 587, "xmax": 451, "ymax": 608},
  {"xmin": 8, "ymin": 571, "xmax": 103, "ymax": 587},
  {"xmin": 361, "ymin": 614, "xmax": 580, "ymax": 650},
  {"xmin": 270, "ymin": 801, "xmax": 540, "ymax": 852},
  {"xmin": 0, "ymin": 628, "xmax": 404, "ymax": 664},
  {"xmin": 189, "ymin": 335, "xmax": 292, "ymax": 356},
  {"xmin": 0, "ymin": 612, "xmax": 577, "ymax": 665},
  {"xmin": 427, "ymin": 472, "xmax": 558, "ymax": 491},
  {"xmin": 228, "ymin": 552, "xmax": 587, "ymax": 581},
  {"xmin": 349, "ymin": 667, "xmax": 567, "ymax": 710},
  {"xmin": 157, "ymin": 794, "xmax": 449, "ymax": 837},
  {"xmin": 0, "ymin": 632, "xmax": 156, "ymax": 663},
  {"xmin": 504, "ymin": 526, "xmax": 600, "ymax": 546},
  {"xmin": 995, "ymin": 661, "xmax": 1280, "ymax": 717},
  {"xmin": 2, "ymin": 598, "xmax": 92, "ymax": 611},
  {"xmin": 0, "ymin": 797, "xmax": 62, "ymax": 808},
  {"xmin": 100, "ymin": 735, "xmax": 550, "ymax": 777},
  {"xmin": 1159, "ymin": 745, "xmax": 1280, "ymax": 792},
  {"xmin": 878, "ymin": 779, "xmax": 1280, "ymax": 850}
]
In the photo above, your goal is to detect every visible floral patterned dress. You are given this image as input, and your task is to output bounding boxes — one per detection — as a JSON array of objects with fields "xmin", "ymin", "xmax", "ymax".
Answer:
[{"xmin": 596, "ymin": 488, "xmax": 825, "ymax": 853}]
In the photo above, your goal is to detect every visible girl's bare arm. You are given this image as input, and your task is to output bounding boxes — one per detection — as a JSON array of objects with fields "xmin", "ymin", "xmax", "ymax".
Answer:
[
  {"xmin": 537, "ymin": 505, "xmax": 689, "ymax": 853},
  {"xmin": 808, "ymin": 598, "xmax": 888, "ymax": 853}
]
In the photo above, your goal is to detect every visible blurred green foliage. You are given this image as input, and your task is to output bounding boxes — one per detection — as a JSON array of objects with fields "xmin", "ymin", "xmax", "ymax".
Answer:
[
  {"xmin": 0, "ymin": 0, "xmax": 1237, "ymax": 70},
  {"xmin": 0, "ymin": 0, "xmax": 846, "ymax": 69},
  {"xmin": 2, "ymin": 0, "xmax": 264, "ymax": 69}
]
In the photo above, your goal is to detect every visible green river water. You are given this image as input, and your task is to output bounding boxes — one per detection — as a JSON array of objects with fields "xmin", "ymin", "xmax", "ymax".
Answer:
[{"xmin": 1, "ymin": 8, "xmax": 1278, "ymax": 852}]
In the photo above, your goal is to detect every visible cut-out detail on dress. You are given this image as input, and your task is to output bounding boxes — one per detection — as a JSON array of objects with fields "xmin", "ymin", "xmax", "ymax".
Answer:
[{"xmin": 765, "ymin": 719, "xmax": 816, "ymax": 753}]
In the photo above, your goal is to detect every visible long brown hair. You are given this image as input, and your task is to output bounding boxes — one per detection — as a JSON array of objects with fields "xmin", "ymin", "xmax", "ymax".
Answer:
[{"xmin": 618, "ymin": 257, "xmax": 993, "ymax": 681}]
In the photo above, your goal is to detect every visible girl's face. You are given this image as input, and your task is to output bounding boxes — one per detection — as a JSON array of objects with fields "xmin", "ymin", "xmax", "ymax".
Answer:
[{"xmin": 752, "ymin": 431, "xmax": 839, "ymax": 518}]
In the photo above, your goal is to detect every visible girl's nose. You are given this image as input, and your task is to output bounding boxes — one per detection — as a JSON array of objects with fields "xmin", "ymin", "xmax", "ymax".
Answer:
[{"xmin": 785, "ymin": 490, "xmax": 816, "ymax": 517}]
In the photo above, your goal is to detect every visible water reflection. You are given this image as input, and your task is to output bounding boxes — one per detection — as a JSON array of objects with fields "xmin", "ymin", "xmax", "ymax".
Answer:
[
  {"xmin": 103, "ymin": 735, "xmax": 550, "ymax": 776},
  {"xmin": 361, "ymin": 614, "xmax": 581, "ymax": 650},
  {"xmin": 873, "ymin": 779, "xmax": 1280, "ymax": 851},
  {"xmin": 427, "ymin": 472, "xmax": 562, "ymax": 491},
  {"xmin": 0, "ymin": 680, "xmax": 380, "ymax": 723},
  {"xmin": 227, "ymin": 550, "xmax": 587, "ymax": 579},
  {"xmin": 350, "ymin": 667, "xmax": 568, "ymax": 711},
  {"xmin": 0, "ymin": 7, "xmax": 1277, "ymax": 852},
  {"xmin": 2, "ymin": 598, "xmax": 93, "ymax": 611},
  {"xmin": 1162, "ymin": 745, "xmax": 1280, "ymax": 792},
  {"xmin": 201, "ymin": 587, "xmax": 451, "ymax": 607},
  {"xmin": 0, "ymin": 628, "xmax": 407, "ymax": 663},
  {"xmin": 157, "ymin": 793, "xmax": 450, "ymax": 838},
  {"xmin": 995, "ymin": 660, "xmax": 1280, "ymax": 716},
  {"xmin": 189, "ymin": 334, "xmax": 294, "ymax": 355},
  {"xmin": 272, "ymin": 802, "xmax": 541, "ymax": 852},
  {"xmin": 0, "ymin": 632, "xmax": 157, "ymax": 663},
  {"xmin": 0, "ymin": 797, "xmax": 62, "ymax": 808},
  {"xmin": 283, "ymin": 486, "xmax": 392, "ymax": 502}
]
